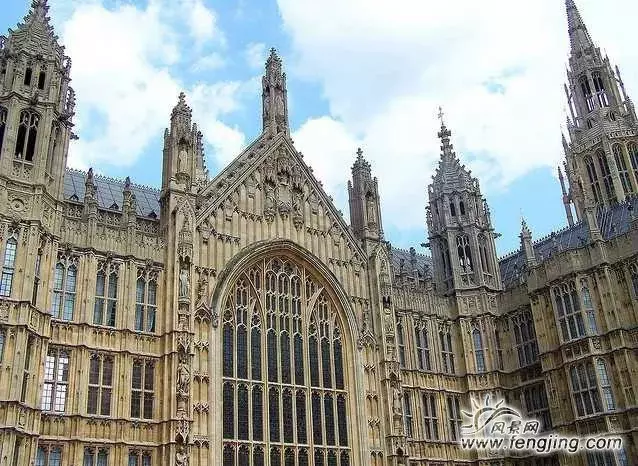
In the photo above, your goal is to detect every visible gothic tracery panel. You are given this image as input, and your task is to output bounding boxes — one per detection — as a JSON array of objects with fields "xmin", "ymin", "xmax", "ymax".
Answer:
[{"xmin": 222, "ymin": 257, "xmax": 350, "ymax": 466}]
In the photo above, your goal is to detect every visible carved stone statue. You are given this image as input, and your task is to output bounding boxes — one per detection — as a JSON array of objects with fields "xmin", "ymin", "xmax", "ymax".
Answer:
[
  {"xmin": 178, "ymin": 148, "xmax": 187, "ymax": 173},
  {"xmin": 384, "ymin": 311, "xmax": 394, "ymax": 335},
  {"xmin": 179, "ymin": 268, "xmax": 190, "ymax": 299},
  {"xmin": 275, "ymin": 92, "xmax": 284, "ymax": 116},
  {"xmin": 392, "ymin": 387, "xmax": 402, "ymax": 416},
  {"xmin": 264, "ymin": 93, "xmax": 270, "ymax": 119},
  {"xmin": 176, "ymin": 444, "xmax": 189, "ymax": 466},
  {"xmin": 367, "ymin": 197, "xmax": 376, "ymax": 223},
  {"xmin": 177, "ymin": 363, "xmax": 190, "ymax": 396}
]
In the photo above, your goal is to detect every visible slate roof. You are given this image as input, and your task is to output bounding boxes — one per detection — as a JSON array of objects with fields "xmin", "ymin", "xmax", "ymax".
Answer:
[
  {"xmin": 499, "ymin": 196, "xmax": 638, "ymax": 289},
  {"xmin": 390, "ymin": 247, "xmax": 433, "ymax": 280},
  {"xmin": 63, "ymin": 168, "xmax": 161, "ymax": 219}
]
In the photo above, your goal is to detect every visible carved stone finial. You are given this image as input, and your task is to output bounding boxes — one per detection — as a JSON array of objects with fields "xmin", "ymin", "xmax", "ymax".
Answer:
[{"xmin": 124, "ymin": 176, "xmax": 131, "ymax": 190}]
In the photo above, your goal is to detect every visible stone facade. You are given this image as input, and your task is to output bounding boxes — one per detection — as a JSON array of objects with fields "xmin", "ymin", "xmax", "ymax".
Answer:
[{"xmin": 0, "ymin": 1, "xmax": 636, "ymax": 466}]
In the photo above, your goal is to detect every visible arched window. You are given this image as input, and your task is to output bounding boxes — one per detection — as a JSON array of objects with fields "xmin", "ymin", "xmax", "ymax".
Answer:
[
  {"xmin": 94, "ymin": 262, "xmax": 119, "ymax": 327},
  {"xmin": 512, "ymin": 310, "xmax": 539, "ymax": 367},
  {"xmin": 222, "ymin": 257, "xmax": 350, "ymax": 465},
  {"xmin": 414, "ymin": 322, "xmax": 431, "ymax": 371},
  {"xmin": 396, "ymin": 319, "xmax": 406, "ymax": 367},
  {"xmin": 440, "ymin": 239, "xmax": 452, "ymax": 287},
  {"xmin": 629, "ymin": 142, "xmax": 638, "ymax": 182},
  {"xmin": 0, "ymin": 236, "xmax": 18, "ymax": 297},
  {"xmin": 135, "ymin": 270, "xmax": 157, "ymax": 333},
  {"xmin": 592, "ymin": 72, "xmax": 609, "ymax": 108},
  {"xmin": 449, "ymin": 200, "xmax": 456, "ymax": 217},
  {"xmin": 24, "ymin": 67, "xmax": 32, "ymax": 86},
  {"xmin": 439, "ymin": 328, "xmax": 455, "ymax": 374},
  {"xmin": 459, "ymin": 200, "xmax": 466, "ymax": 216},
  {"xmin": 612, "ymin": 144, "xmax": 632, "ymax": 194},
  {"xmin": 584, "ymin": 155, "xmax": 602, "ymax": 203},
  {"xmin": 570, "ymin": 361, "xmax": 602, "ymax": 417},
  {"xmin": 580, "ymin": 279, "xmax": 598, "ymax": 335},
  {"xmin": 553, "ymin": 282, "xmax": 586, "ymax": 342},
  {"xmin": 38, "ymin": 71, "xmax": 46, "ymax": 90},
  {"xmin": 473, "ymin": 329, "xmax": 486, "ymax": 373},
  {"xmin": 580, "ymin": 76, "xmax": 595, "ymax": 112},
  {"xmin": 0, "ymin": 107, "xmax": 7, "ymax": 156},
  {"xmin": 46, "ymin": 125, "xmax": 59, "ymax": 176},
  {"xmin": 596, "ymin": 150, "xmax": 615, "ymax": 203},
  {"xmin": 596, "ymin": 359, "xmax": 615, "ymax": 411},
  {"xmin": 456, "ymin": 234, "xmax": 473, "ymax": 273},
  {"xmin": 52, "ymin": 257, "xmax": 77, "ymax": 321},
  {"xmin": 478, "ymin": 234, "xmax": 492, "ymax": 275},
  {"xmin": 15, "ymin": 110, "xmax": 39, "ymax": 162}
]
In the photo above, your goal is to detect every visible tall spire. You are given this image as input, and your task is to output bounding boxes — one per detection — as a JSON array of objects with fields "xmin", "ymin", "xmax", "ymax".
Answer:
[
  {"xmin": 566, "ymin": 0, "xmax": 594, "ymax": 55},
  {"xmin": 262, "ymin": 48, "xmax": 289, "ymax": 136},
  {"xmin": 8, "ymin": 0, "xmax": 63, "ymax": 58}
]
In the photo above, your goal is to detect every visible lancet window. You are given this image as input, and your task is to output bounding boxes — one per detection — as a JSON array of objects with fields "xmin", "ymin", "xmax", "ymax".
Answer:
[{"xmin": 222, "ymin": 257, "xmax": 350, "ymax": 466}]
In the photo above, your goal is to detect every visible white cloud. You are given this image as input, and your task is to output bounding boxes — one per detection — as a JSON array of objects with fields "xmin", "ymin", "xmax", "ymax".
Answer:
[
  {"xmin": 276, "ymin": 0, "xmax": 638, "ymax": 232},
  {"xmin": 185, "ymin": 0, "xmax": 223, "ymax": 46},
  {"xmin": 48, "ymin": 0, "xmax": 245, "ymax": 171},
  {"xmin": 192, "ymin": 52, "xmax": 226, "ymax": 72},
  {"xmin": 245, "ymin": 42, "xmax": 266, "ymax": 69}
]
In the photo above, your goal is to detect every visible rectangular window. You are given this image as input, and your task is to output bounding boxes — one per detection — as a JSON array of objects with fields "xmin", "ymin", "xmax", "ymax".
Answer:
[
  {"xmin": 440, "ymin": 331, "xmax": 455, "ymax": 374},
  {"xmin": 415, "ymin": 323, "xmax": 431, "ymax": 371},
  {"xmin": 523, "ymin": 383, "xmax": 552, "ymax": 431},
  {"xmin": 12, "ymin": 437, "xmax": 21, "ymax": 466},
  {"xmin": 87, "ymin": 354, "xmax": 113, "ymax": 416},
  {"xmin": 570, "ymin": 361, "xmax": 603, "ymax": 417},
  {"xmin": 52, "ymin": 258, "xmax": 77, "ymax": 321},
  {"xmin": 512, "ymin": 310, "xmax": 539, "ymax": 367},
  {"xmin": 135, "ymin": 273, "xmax": 157, "ymax": 333},
  {"xmin": 403, "ymin": 390, "xmax": 413, "ymax": 438},
  {"xmin": 36, "ymin": 445, "xmax": 62, "ymax": 466},
  {"xmin": 447, "ymin": 395, "xmax": 462, "ymax": 441},
  {"xmin": 128, "ymin": 451, "xmax": 152, "ymax": 466},
  {"xmin": 94, "ymin": 263, "xmax": 118, "ymax": 327},
  {"xmin": 83, "ymin": 447, "xmax": 109, "ymax": 466},
  {"xmin": 131, "ymin": 359, "xmax": 154, "ymax": 419},
  {"xmin": 422, "ymin": 392, "xmax": 439, "ymax": 440},
  {"xmin": 41, "ymin": 347, "xmax": 70, "ymax": 412},
  {"xmin": 0, "ymin": 237, "xmax": 18, "ymax": 297}
]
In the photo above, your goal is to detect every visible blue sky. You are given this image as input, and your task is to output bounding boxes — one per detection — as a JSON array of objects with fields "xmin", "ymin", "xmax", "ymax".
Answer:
[{"xmin": 3, "ymin": 0, "xmax": 637, "ymax": 256}]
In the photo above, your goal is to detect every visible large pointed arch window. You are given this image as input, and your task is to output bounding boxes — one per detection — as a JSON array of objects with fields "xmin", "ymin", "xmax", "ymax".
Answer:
[
  {"xmin": 584, "ymin": 156, "xmax": 603, "ymax": 204},
  {"xmin": 591, "ymin": 72, "xmax": 609, "ymax": 108},
  {"xmin": 628, "ymin": 142, "xmax": 638, "ymax": 184},
  {"xmin": 612, "ymin": 144, "xmax": 632, "ymax": 194},
  {"xmin": 222, "ymin": 257, "xmax": 350, "ymax": 466},
  {"xmin": 580, "ymin": 76, "xmax": 595, "ymax": 112},
  {"xmin": 15, "ymin": 110, "xmax": 39, "ymax": 162},
  {"xmin": 596, "ymin": 150, "xmax": 615, "ymax": 203}
]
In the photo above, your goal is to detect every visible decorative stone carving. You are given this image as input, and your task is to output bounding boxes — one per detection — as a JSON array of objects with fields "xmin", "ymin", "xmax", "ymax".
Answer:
[{"xmin": 179, "ymin": 267, "xmax": 190, "ymax": 300}]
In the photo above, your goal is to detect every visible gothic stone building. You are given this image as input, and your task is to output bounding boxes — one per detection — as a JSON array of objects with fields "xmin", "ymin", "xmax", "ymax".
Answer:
[{"xmin": 0, "ymin": 1, "xmax": 636, "ymax": 466}]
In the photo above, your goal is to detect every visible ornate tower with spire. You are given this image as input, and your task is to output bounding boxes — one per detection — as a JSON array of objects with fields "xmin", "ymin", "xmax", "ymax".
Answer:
[
  {"xmin": 262, "ymin": 48, "xmax": 289, "ymax": 137},
  {"xmin": 562, "ymin": 0, "xmax": 638, "ymax": 218},
  {"xmin": 427, "ymin": 113, "xmax": 502, "ymax": 296},
  {"xmin": 0, "ymin": 0, "xmax": 76, "ymax": 199},
  {"xmin": 348, "ymin": 147, "xmax": 383, "ymax": 241},
  {"xmin": 161, "ymin": 92, "xmax": 207, "ymax": 195}
]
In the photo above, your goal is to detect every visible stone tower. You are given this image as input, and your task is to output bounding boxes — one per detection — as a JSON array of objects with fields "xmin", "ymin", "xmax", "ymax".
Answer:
[
  {"xmin": 0, "ymin": 0, "xmax": 76, "ymax": 200},
  {"xmin": 348, "ymin": 147, "xmax": 384, "ymax": 242},
  {"xmin": 562, "ymin": 0, "xmax": 638, "ymax": 219},
  {"xmin": 427, "ymin": 117, "xmax": 502, "ymax": 296}
]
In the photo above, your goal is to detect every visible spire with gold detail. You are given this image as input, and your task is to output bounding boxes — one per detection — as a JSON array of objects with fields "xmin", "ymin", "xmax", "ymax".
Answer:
[{"xmin": 262, "ymin": 48, "xmax": 289, "ymax": 136}]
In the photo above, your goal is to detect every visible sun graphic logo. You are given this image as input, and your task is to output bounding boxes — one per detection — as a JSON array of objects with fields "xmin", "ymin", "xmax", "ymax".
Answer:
[{"xmin": 461, "ymin": 396, "xmax": 538, "ymax": 438}]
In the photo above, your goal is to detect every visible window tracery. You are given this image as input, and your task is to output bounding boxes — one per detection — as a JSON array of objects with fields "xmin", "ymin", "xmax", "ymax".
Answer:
[
  {"xmin": 0, "ymin": 233, "xmax": 17, "ymax": 297},
  {"xmin": 135, "ymin": 269, "xmax": 157, "ymax": 333},
  {"xmin": 0, "ymin": 107, "xmax": 6, "ymax": 155},
  {"xmin": 94, "ymin": 262, "xmax": 119, "ymax": 327},
  {"xmin": 15, "ymin": 109, "xmax": 39, "ymax": 162},
  {"xmin": 512, "ymin": 310, "xmax": 539, "ymax": 367},
  {"xmin": 584, "ymin": 155, "xmax": 603, "ymax": 203},
  {"xmin": 52, "ymin": 255, "xmax": 77, "ymax": 321},
  {"xmin": 472, "ymin": 328, "xmax": 486, "ymax": 373},
  {"xmin": 596, "ymin": 149, "xmax": 615, "ymax": 203},
  {"xmin": 222, "ymin": 257, "xmax": 350, "ymax": 466},
  {"xmin": 553, "ymin": 282, "xmax": 586, "ymax": 342},
  {"xmin": 628, "ymin": 142, "xmax": 638, "ymax": 182},
  {"xmin": 612, "ymin": 144, "xmax": 632, "ymax": 194}
]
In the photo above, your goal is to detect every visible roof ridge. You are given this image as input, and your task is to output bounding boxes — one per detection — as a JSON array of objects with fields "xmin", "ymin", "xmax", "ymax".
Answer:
[{"xmin": 65, "ymin": 168, "xmax": 160, "ymax": 194}]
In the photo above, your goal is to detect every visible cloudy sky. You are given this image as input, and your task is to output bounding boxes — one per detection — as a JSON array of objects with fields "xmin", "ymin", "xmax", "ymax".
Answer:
[{"xmin": 3, "ymin": 0, "xmax": 637, "ymax": 255}]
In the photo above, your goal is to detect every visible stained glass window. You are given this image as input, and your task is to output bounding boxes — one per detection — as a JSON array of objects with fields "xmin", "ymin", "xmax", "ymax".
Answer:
[{"xmin": 222, "ymin": 257, "xmax": 350, "ymax": 464}]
